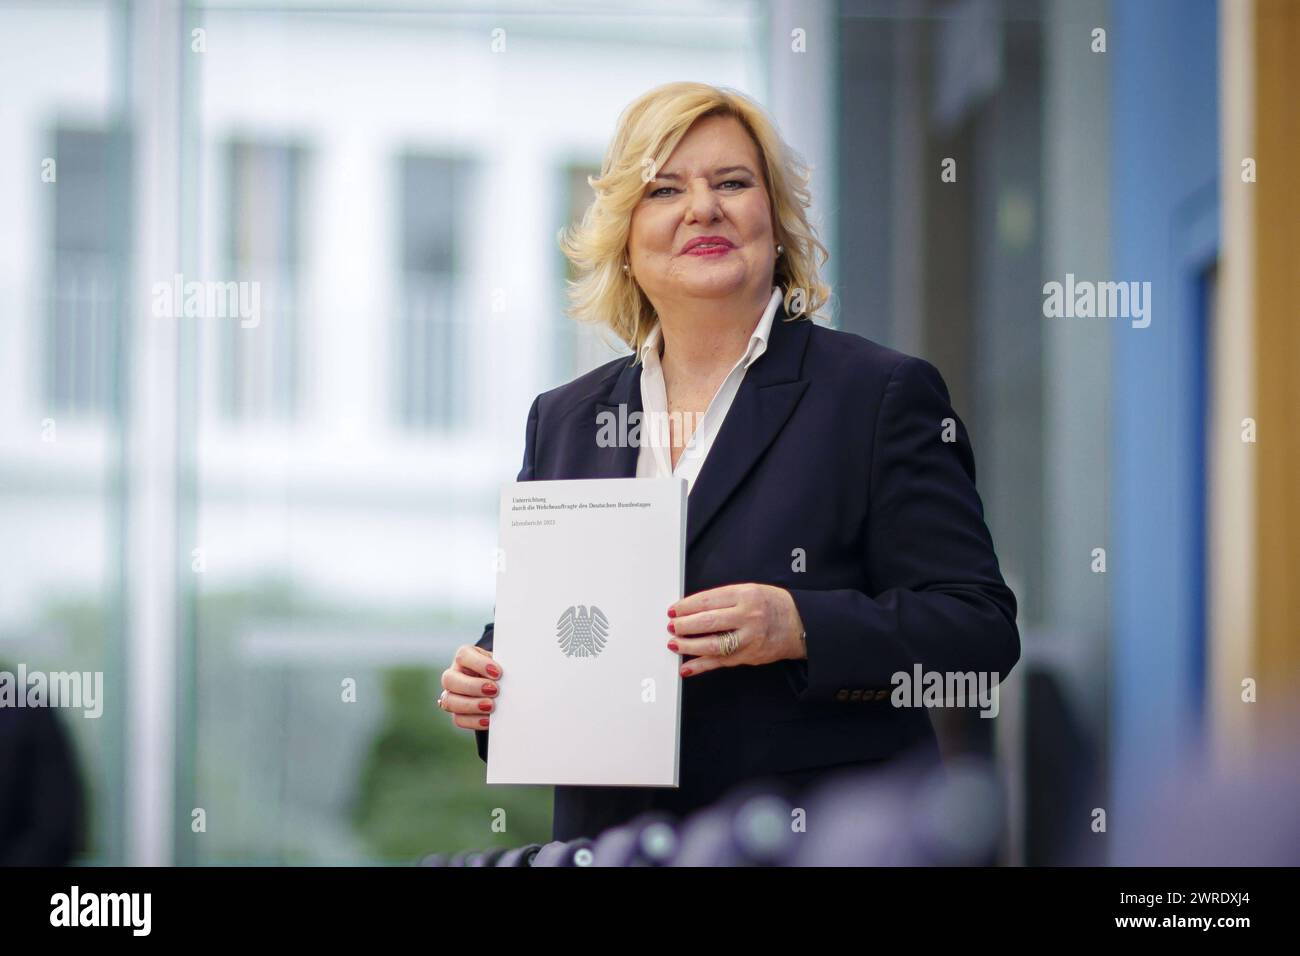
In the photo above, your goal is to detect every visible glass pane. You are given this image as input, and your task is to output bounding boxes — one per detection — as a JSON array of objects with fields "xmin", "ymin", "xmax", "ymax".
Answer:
[
  {"xmin": 0, "ymin": 2, "xmax": 127, "ymax": 865},
  {"xmin": 181, "ymin": 0, "xmax": 765, "ymax": 865}
]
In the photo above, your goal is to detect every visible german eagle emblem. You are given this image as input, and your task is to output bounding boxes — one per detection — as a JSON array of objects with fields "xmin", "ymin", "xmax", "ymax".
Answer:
[{"xmin": 556, "ymin": 605, "xmax": 610, "ymax": 659}]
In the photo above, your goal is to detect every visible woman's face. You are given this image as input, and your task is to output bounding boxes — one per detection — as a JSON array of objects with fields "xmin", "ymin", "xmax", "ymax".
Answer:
[{"xmin": 627, "ymin": 114, "xmax": 775, "ymax": 310}]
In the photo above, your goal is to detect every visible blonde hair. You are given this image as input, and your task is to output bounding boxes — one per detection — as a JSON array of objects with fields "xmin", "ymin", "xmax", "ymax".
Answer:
[{"xmin": 557, "ymin": 82, "xmax": 831, "ymax": 357}]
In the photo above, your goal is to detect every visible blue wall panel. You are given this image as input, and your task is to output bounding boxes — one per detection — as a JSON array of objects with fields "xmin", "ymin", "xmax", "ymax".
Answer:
[{"xmin": 1110, "ymin": 0, "xmax": 1219, "ymax": 851}]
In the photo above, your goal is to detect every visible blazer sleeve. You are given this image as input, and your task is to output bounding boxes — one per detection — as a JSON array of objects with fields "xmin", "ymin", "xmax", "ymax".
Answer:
[
  {"xmin": 473, "ymin": 394, "xmax": 541, "ymax": 763},
  {"xmin": 784, "ymin": 356, "xmax": 1020, "ymax": 705}
]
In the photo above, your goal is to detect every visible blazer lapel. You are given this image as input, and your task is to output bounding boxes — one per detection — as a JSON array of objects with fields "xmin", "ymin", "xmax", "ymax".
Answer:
[
  {"xmin": 591, "ymin": 357, "xmax": 643, "ymax": 479},
  {"xmin": 587, "ymin": 301, "xmax": 814, "ymax": 549},
  {"xmin": 684, "ymin": 304, "xmax": 811, "ymax": 550}
]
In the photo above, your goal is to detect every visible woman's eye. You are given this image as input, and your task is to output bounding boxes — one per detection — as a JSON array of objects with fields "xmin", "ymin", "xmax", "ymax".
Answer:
[{"xmin": 649, "ymin": 180, "xmax": 747, "ymax": 198}]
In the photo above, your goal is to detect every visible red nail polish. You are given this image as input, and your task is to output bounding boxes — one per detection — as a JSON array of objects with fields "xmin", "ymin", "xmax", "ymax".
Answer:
[
  {"xmin": 479, "ymin": 717, "xmax": 489, "ymax": 727},
  {"xmin": 486, "ymin": 665, "xmax": 501, "ymax": 678},
  {"xmin": 667, "ymin": 608, "xmax": 676, "ymax": 618},
  {"xmin": 667, "ymin": 641, "xmax": 678, "ymax": 652},
  {"xmin": 680, "ymin": 668, "xmax": 691, "ymax": 677},
  {"xmin": 667, "ymin": 621, "xmax": 675, "ymax": 633},
  {"xmin": 483, "ymin": 683, "xmax": 497, "ymax": 695},
  {"xmin": 478, "ymin": 700, "xmax": 493, "ymax": 712}
]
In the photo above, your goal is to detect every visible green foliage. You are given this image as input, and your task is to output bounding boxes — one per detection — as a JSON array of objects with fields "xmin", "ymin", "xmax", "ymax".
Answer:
[
  {"xmin": 350, "ymin": 667, "xmax": 552, "ymax": 861},
  {"xmin": 22, "ymin": 578, "xmax": 553, "ymax": 864}
]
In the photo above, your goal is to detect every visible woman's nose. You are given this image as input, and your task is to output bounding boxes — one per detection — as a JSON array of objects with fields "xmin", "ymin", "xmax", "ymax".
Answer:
[{"xmin": 683, "ymin": 179, "xmax": 721, "ymax": 222}]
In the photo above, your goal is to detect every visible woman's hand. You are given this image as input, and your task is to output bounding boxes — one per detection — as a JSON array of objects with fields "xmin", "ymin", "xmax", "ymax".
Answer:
[
  {"xmin": 439, "ymin": 645, "xmax": 502, "ymax": 730},
  {"xmin": 666, "ymin": 583, "xmax": 806, "ymax": 677}
]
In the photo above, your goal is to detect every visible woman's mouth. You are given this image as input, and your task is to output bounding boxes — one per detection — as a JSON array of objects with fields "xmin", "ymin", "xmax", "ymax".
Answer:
[{"xmin": 681, "ymin": 238, "xmax": 733, "ymax": 256}]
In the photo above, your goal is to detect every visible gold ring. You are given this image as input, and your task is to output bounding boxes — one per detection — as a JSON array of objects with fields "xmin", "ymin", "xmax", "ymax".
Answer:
[{"xmin": 716, "ymin": 630, "xmax": 741, "ymax": 656}]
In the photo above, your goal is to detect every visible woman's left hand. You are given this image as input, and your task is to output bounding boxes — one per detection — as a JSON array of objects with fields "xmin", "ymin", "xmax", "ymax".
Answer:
[{"xmin": 667, "ymin": 583, "xmax": 806, "ymax": 677}]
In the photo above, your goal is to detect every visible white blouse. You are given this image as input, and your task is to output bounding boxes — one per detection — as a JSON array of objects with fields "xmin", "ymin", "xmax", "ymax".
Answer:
[{"xmin": 634, "ymin": 286, "xmax": 783, "ymax": 495}]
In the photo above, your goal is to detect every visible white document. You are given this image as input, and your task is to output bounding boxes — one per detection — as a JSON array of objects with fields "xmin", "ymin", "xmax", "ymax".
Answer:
[{"xmin": 486, "ymin": 477, "xmax": 687, "ymax": 787}]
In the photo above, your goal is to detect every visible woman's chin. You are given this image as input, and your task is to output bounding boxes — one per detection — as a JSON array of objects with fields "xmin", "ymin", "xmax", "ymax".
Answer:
[{"xmin": 670, "ymin": 266, "xmax": 751, "ymax": 298}]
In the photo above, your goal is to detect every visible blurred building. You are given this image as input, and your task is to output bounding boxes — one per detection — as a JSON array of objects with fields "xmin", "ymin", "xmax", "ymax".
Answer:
[{"xmin": 0, "ymin": 0, "xmax": 1295, "ymax": 865}]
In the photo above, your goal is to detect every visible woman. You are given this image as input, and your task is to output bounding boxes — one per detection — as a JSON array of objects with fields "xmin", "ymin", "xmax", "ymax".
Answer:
[{"xmin": 438, "ymin": 81, "xmax": 1019, "ymax": 842}]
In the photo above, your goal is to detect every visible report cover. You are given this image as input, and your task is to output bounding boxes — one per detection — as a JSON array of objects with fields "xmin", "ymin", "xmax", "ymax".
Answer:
[{"xmin": 486, "ymin": 477, "xmax": 687, "ymax": 787}]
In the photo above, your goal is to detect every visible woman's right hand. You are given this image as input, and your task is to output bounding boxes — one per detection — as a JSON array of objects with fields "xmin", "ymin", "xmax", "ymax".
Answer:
[{"xmin": 439, "ymin": 645, "xmax": 502, "ymax": 730}]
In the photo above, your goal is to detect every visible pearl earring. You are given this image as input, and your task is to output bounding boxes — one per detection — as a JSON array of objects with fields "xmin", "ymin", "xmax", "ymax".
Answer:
[
  {"xmin": 622, "ymin": 261, "xmax": 630, "ymax": 274},
  {"xmin": 776, "ymin": 244, "xmax": 784, "ymax": 256}
]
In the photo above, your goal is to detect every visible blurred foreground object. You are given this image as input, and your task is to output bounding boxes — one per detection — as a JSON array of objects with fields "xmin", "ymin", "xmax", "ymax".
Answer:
[
  {"xmin": 0, "ymin": 700, "xmax": 85, "ymax": 865},
  {"xmin": 1111, "ymin": 730, "xmax": 1300, "ymax": 866},
  {"xmin": 423, "ymin": 746, "xmax": 1006, "ymax": 867}
]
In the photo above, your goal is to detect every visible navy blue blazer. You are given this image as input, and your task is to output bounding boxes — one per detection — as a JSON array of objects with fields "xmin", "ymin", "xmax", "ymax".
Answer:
[{"xmin": 473, "ymin": 300, "xmax": 1019, "ymax": 842}]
